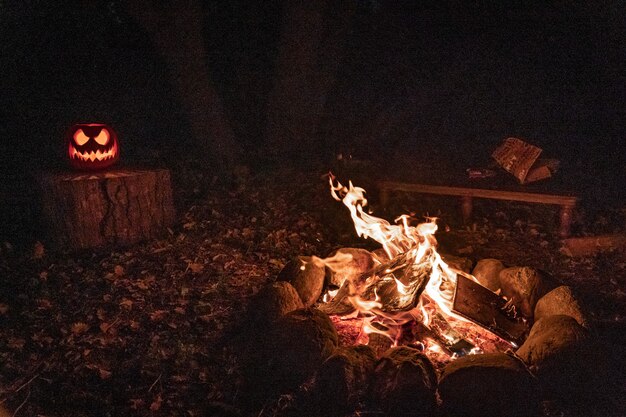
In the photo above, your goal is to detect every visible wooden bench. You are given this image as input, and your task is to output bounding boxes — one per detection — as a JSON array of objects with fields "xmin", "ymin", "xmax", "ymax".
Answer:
[{"xmin": 377, "ymin": 180, "xmax": 578, "ymax": 238}]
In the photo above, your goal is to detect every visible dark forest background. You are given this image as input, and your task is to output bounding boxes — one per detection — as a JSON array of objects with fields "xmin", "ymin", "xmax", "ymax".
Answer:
[{"xmin": 1, "ymin": 0, "xmax": 625, "ymax": 241}]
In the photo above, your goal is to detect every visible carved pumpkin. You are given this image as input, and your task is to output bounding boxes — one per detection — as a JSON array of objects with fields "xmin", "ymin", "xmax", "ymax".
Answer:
[{"xmin": 67, "ymin": 123, "xmax": 119, "ymax": 170}]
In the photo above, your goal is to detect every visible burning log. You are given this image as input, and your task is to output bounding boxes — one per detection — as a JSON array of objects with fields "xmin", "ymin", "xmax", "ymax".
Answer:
[
  {"xmin": 438, "ymin": 352, "xmax": 539, "ymax": 417},
  {"xmin": 367, "ymin": 346, "xmax": 438, "ymax": 416},
  {"xmin": 419, "ymin": 309, "xmax": 475, "ymax": 355},
  {"xmin": 324, "ymin": 247, "xmax": 377, "ymax": 288},
  {"xmin": 319, "ymin": 249, "xmax": 432, "ymax": 316},
  {"xmin": 367, "ymin": 332, "xmax": 394, "ymax": 357},
  {"xmin": 315, "ymin": 345, "xmax": 377, "ymax": 414}
]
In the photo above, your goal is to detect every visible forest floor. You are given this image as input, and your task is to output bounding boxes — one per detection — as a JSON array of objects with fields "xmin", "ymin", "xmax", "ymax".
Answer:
[{"xmin": 0, "ymin": 157, "xmax": 625, "ymax": 417}]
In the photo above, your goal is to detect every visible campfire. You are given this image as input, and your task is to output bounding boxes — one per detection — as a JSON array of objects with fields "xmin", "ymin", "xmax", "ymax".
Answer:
[
  {"xmin": 243, "ymin": 174, "xmax": 596, "ymax": 417},
  {"xmin": 314, "ymin": 175, "xmax": 526, "ymax": 362}
]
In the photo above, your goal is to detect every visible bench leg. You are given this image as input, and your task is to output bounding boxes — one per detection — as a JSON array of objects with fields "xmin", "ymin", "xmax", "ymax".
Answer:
[
  {"xmin": 460, "ymin": 196, "xmax": 473, "ymax": 224},
  {"xmin": 559, "ymin": 204, "xmax": 574, "ymax": 238},
  {"xmin": 379, "ymin": 188, "xmax": 390, "ymax": 209}
]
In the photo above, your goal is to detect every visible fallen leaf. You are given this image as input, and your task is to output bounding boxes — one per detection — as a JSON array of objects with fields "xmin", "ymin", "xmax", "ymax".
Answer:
[
  {"xmin": 7, "ymin": 337, "xmax": 25, "ymax": 350},
  {"xmin": 99, "ymin": 368, "xmax": 112, "ymax": 380},
  {"xmin": 188, "ymin": 262, "xmax": 204, "ymax": 273},
  {"xmin": 129, "ymin": 399, "xmax": 145, "ymax": 410},
  {"xmin": 120, "ymin": 298, "xmax": 133, "ymax": 311},
  {"xmin": 0, "ymin": 304, "xmax": 8, "ymax": 314},
  {"xmin": 114, "ymin": 265, "xmax": 125, "ymax": 276},
  {"xmin": 269, "ymin": 259, "xmax": 285, "ymax": 269},
  {"xmin": 36, "ymin": 299, "xmax": 52, "ymax": 310},
  {"xmin": 150, "ymin": 310, "xmax": 168, "ymax": 322},
  {"xmin": 198, "ymin": 315, "xmax": 212, "ymax": 323},
  {"xmin": 212, "ymin": 254, "xmax": 228, "ymax": 262},
  {"xmin": 150, "ymin": 394, "xmax": 162, "ymax": 411},
  {"xmin": 135, "ymin": 280, "xmax": 149, "ymax": 290},
  {"xmin": 32, "ymin": 241, "xmax": 45, "ymax": 259},
  {"xmin": 71, "ymin": 322, "xmax": 90, "ymax": 335},
  {"xmin": 183, "ymin": 221, "xmax": 196, "ymax": 230}
]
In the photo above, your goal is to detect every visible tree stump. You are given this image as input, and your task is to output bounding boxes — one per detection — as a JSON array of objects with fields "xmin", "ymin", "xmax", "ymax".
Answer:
[{"xmin": 38, "ymin": 169, "xmax": 175, "ymax": 250}]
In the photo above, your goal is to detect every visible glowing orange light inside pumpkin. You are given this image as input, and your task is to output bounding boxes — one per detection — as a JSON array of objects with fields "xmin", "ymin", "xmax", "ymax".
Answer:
[{"xmin": 66, "ymin": 123, "xmax": 120, "ymax": 170}]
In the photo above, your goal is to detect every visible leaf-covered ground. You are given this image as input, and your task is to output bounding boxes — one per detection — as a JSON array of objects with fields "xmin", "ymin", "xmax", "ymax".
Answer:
[{"xmin": 0, "ymin": 161, "xmax": 624, "ymax": 416}]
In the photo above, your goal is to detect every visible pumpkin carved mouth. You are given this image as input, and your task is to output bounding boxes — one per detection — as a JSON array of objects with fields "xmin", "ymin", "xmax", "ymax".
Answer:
[{"xmin": 69, "ymin": 141, "xmax": 118, "ymax": 162}]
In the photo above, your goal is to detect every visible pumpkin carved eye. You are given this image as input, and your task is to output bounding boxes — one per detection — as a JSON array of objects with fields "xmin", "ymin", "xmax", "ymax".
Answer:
[
  {"xmin": 73, "ymin": 129, "xmax": 90, "ymax": 146},
  {"xmin": 94, "ymin": 129, "xmax": 110, "ymax": 145}
]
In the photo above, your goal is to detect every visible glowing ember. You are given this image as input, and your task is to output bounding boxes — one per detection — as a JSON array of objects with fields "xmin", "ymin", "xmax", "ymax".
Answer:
[{"xmin": 321, "ymin": 174, "xmax": 516, "ymax": 361}]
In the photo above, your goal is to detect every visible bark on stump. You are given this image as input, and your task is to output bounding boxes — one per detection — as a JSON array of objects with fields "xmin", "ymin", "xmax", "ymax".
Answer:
[{"xmin": 38, "ymin": 169, "xmax": 175, "ymax": 250}]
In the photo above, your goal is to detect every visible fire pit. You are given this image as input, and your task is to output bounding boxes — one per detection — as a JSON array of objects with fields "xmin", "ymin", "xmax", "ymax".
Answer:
[
  {"xmin": 318, "ymin": 175, "xmax": 529, "ymax": 358},
  {"xmin": 242, "ymin": 175, "xmax": 599, "ymax": 417}
]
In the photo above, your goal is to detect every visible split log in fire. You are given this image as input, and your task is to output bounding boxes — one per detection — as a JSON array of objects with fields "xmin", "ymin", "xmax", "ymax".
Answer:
[{"xmin": 316, "ymin": 174, "xmax": 527, "ymax": 359}]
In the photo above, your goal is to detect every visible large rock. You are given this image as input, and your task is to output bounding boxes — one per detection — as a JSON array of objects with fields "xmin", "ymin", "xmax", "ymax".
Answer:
[
  {"xmin": 368, "ymin": 346, "xmax": 437, "ymax": 416},
  {"xmin": 278, "ymin": 256, "xmax": 326, "ymax": 307},
  {"xmin": 471, "ymin": 258, "xmax": 505, "ymax": 291},
  {"xmin": 499, "ymin": 267, "xmax": 556, "ymax": 318},
  {"xmin": 272, "ymin": 308, "xmax": 339, "ymax": 388},
  {"xmin": 316, "ymin": 345, "xmax": 377, "ymax": 414},
  {"xmin": 243, "ymin": 308, "xmax": 338, "ymax": 401},
  {"xmin": 534, "ymin": 285, "xmax": 588, "ymax": 327},
  {"xmin": 247, "ymin": 281, "xmax": 303, "ymax": 324},
  {"xmin": 438, "ymin": 352, "xmax": 538, "ymax": 417},
  {"xmin": 325, "ymin": 248, "xmax": 377, "ymax": 287},
  {"xmin": 516, "ymin": 315, "xmax": 590, "ymax": 396}
]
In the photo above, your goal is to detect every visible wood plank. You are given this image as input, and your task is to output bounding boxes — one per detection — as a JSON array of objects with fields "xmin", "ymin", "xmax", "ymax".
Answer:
[
  {"xmin": 452, "ymin": 275, "xmax": 528, "ymax": 346},
  {"xmin": 378, "ymin": 180, "xmax": 577, "ymax": 206}
]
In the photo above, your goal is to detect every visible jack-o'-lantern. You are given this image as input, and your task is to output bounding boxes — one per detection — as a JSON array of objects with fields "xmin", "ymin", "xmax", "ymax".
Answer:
[{"xmin": 67, "ymin": 123, "xmax": 119, "ymax": 170}]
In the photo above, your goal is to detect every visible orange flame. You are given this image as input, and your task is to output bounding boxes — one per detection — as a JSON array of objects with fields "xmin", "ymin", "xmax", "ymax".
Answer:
[{"xmin": 327, "ymin": 174, "xmax": 473, "ymax": 347}]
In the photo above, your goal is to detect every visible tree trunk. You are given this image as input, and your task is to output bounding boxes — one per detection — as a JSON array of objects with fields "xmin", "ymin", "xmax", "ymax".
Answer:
[
  {"xmin": 38, "ymin": 169, "xmax": 175, "ymax": 250},
  {"xmin": 265, "ymin": 0, "xmax": 355, "ymax": 161},
  {"xmin": 127, "ymin": 0, "xmax": 241, "ymax": 169}
]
